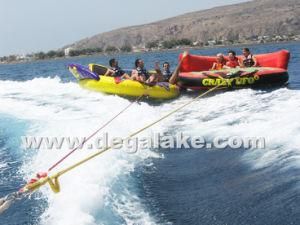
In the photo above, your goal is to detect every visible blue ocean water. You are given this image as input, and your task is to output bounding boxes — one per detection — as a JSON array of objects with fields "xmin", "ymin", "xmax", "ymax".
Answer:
[{"xmin": 0, "ymin": 42, "xmax": 299, "ymax": 225}]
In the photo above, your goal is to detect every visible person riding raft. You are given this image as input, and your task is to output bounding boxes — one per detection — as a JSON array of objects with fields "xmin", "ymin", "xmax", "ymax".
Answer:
[
  {"xmin": 131, "ymin": 58, "xmax": 156, "ymax": 83},
  {"xmin": 224, "ymin": 50, "xmax": 239, "ymax": 68},
  {"xmin": 153, "ymin": 59, "xmax": 185, "ymax": 85},
  {"xmin": 211, "ymin": 53, "xmax": 226, "ymax": 70},
  {"xmin": 106, "ymin": 52, "xmax": 188, "ymax": 86},
  {"xmin": 239, "ymin": 48, "xmax": 258, "ymax": 67},
  {"xmin": 106, "ymin": 58, "xmax": 130, "ymax": 79},
  {"xmin": 131, "ymin": 58, "xmax": 183, "ymax": 85}
]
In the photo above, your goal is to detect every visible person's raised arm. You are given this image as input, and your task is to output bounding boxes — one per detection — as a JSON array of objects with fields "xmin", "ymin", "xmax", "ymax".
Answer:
[
  {"xmin": 238, "ymin": 58, "xmax": 245, "ymax": 68},
  {"xmin": 252, "ymin": 56, "xmax": 258, "ymax": 67},
  {"xmin": 169, "ymin": 51, "xmax": 188, "ymax": 85},
  {"xmin": 210, "ymin": 63, "xmax": 217, "ymax": 70}
]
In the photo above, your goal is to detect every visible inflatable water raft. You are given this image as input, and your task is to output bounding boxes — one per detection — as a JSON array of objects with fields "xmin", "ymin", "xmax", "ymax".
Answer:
[
  {"xmin": 68, "ymin": 64, "xmax": 179, "ymax": 99},
  {"xmin": 178, "ymin": 50, "xmax": 290, "ymax": 90}
]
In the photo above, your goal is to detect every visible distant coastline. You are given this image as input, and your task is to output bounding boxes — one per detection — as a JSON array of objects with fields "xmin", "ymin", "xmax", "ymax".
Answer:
[{"xmin": 1, "ymin": 39, "xmax": 299, "ymax": 65}]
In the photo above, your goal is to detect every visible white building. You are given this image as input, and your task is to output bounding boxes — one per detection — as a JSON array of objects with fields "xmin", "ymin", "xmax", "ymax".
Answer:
[{"xmin": 64, "ymin": 47, "xmax": 72, "ymax": 56}]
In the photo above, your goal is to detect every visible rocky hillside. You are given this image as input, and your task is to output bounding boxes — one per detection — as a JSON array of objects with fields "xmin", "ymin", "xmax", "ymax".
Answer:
[{"xmin": 67, "ymin": 0, "xmax": 300, "ymax": 50}]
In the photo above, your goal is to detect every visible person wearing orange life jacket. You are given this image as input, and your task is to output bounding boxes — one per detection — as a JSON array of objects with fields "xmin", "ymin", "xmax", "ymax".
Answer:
[
  {"xmin": 239, "ymin": 48, "xmax": 258, "ymax": 67},
  {"xmin": 211, "ymin": 53, "xmax": 226, "ymax": 70},
  {"xmin": 224, "ymin": 50, "xmax": 240, "ymax": 68}
]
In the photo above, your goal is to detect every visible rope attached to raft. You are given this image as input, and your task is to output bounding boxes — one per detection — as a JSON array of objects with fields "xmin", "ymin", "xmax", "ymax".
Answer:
[{"xmin": 0, "ymin": 51, "xmax": 250, "ymax": 214}]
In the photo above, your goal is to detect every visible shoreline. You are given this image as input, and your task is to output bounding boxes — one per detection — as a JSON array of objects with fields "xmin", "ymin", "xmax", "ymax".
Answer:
[{"xmin": 1, "ymin": 40, "xmax": 299, "ymax": 66}]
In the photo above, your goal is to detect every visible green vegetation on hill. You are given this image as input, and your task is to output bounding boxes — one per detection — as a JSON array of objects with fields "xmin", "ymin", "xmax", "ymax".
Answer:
[
  {"xmin": 161, "ymin": 39, "xmax": 193, "ymax": 49},
  {"xmin": 68, "ymin": 48, "xmax": 103, "ymax": 57}
]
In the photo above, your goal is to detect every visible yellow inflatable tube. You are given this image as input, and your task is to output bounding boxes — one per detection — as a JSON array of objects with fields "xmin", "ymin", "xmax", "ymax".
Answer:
[
  {"xmin": 79, "ymin": 76, "xmax": 179, "ymax": 99},
  {"xmin": 69, "ymin": 64, "xmax": 179, "ymax": 99}
]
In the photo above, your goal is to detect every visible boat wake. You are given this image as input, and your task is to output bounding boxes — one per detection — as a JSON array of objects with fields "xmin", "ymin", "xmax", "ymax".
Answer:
[
  {"xmin": 0, "ymin": 77, "xmax": 165, "ymax": 224},
  {"xmin": 0, "ymin": 77, "xmax": 299, "ymax": 224}
]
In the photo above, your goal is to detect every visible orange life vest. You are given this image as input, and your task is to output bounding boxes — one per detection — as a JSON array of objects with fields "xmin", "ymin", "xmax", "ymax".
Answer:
[
  {"xmin": 215, "ymin": 62, "xmax": 224, "ymax": 70},
  {"xmin": 226, "ymin": 58, "xmax": 239, "ymax": 68}
]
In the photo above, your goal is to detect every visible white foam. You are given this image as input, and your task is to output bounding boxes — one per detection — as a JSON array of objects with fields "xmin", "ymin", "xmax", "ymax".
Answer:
[
  {"xmin": 1, "ymin": 77, "xmax": 300, "ymax": 224},
  {"xmin": 0, "ymin": 78, "xmax": 164, "ymax": 225},
  {"xmin": 0, "ymin": 162, "xmax": 7, "ymax": 170},
  {"xmin": 0, "ymin": 149, "xmax": 8, "ymax": 177},
  {"xmin": 168, "ymin": 88, "xmax": 300, "ymax": 171}
]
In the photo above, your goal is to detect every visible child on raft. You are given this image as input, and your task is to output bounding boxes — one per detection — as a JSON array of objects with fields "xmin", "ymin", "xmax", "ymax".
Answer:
[{"xmin": 211, "ymin": 48, "xmax": 258, "ymax": 70}]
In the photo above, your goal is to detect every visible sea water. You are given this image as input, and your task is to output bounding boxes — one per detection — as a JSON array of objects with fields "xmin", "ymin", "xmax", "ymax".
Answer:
[{"xmin": 0, "ymin": 42, "xmax": 299, "ymax": 225}]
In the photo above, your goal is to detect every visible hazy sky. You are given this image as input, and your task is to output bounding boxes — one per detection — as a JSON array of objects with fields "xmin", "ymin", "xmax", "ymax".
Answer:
[{"xmin": 0, "ymin": 0, "xmax": 249, "ymax": 56}]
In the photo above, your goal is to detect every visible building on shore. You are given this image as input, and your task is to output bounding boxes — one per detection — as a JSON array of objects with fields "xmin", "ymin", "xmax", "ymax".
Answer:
[{"xmin": 64, "ymin": 47, "xmax": 73, "ymax": 57}]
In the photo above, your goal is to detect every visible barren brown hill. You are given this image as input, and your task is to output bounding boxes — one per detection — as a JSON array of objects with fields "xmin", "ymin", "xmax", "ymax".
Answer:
[{"xmin": 68, "ymin": 0, "xmax": 300, "ymax": 50}]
